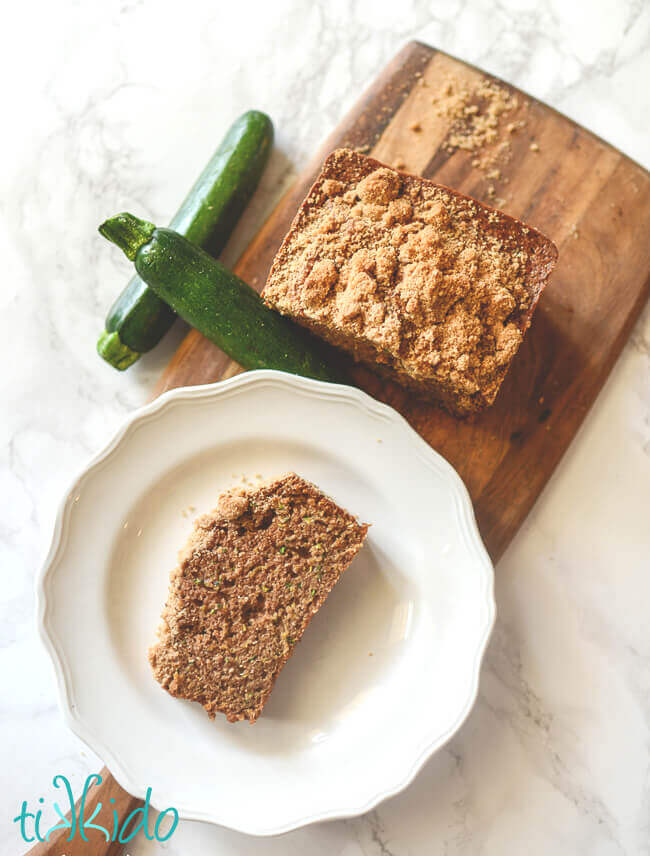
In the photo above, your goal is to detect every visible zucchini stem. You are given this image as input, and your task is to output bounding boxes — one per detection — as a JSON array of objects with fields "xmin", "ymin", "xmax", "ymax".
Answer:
[{"xmin": 99, "ymin": 213, "xmax": 155, "ymax": 261}]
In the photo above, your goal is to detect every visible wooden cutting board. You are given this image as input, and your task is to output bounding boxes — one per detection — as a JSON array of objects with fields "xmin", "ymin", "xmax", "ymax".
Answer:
[
  {"xmin": 155, "ymin": 41, "xmax": 650, "ymax": 563},
  {"xmin": 42, "ymin": 43, "xmax": 649, "ymax": 856}
]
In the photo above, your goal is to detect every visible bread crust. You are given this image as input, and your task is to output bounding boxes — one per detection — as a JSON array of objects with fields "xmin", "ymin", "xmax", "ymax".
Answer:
[{"xmin": 264, "ymin": 148, "xmax": 557, "ymax": 416}]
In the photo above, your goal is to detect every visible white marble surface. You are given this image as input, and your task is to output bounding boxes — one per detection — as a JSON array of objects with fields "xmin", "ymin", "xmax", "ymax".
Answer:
[{"xmin": 2, "ymin": 0, "xmax": 649, "ymax": 853}]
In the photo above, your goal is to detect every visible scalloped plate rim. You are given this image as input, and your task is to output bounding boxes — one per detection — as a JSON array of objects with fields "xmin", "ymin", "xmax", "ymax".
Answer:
[{"xmin": 35, "ymin": 369, "xmax": 495, "ymax": 837}]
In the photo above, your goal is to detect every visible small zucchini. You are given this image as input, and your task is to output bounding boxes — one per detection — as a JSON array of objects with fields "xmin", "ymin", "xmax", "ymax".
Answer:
[
  {"xmin": 99, "ymin": 213, "xmax": 345, "ymax": 385},
  {"xmin": 98, "ymin": 110, "xmax": 273, "ymax": 369}
]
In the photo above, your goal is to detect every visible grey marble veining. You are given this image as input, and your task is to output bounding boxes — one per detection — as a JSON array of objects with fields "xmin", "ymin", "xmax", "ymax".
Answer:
[{"xmin": 1, "ymin": 0, "xmax": 649, "ymax": 854}]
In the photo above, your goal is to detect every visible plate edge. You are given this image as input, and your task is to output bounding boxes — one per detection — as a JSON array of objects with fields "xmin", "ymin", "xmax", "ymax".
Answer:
[{"xmin": 35, "ymin": 370, "xmax": 496, "ymax": 836}]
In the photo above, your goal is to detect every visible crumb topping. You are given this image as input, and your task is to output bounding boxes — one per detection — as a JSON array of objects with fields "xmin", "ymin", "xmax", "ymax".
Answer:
[
  {"xmin": 434, "ymin": 76, "xmax": 521, "ymax": 153},
  {"xmin": 428, "ymin": 72, "xmax": 529, "ymax": 203},
  {"xmin": 264, "ymin": 149, "xmax": 556, "ymax": 413}
]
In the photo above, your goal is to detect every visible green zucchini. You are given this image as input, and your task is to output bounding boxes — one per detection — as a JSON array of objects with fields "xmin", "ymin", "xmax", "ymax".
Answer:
[
  {"xmin": 98, "ymin": 110, "xmax": 273, "ymax": 369},
  {"xmin": 98, "ymin": 213, "xmax": 346, "ymax": 385}
]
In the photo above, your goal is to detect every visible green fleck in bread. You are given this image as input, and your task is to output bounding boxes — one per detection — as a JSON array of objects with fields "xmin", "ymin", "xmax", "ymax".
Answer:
[{"xmin": 148, "ymin": 473, "xmax": 368, "ymax": 723}]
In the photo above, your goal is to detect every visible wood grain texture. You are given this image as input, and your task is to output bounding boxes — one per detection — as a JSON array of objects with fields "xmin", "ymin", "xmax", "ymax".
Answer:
[{"xmin": 155, "ymin": 40, "xmax": 650, "ymax": 562}]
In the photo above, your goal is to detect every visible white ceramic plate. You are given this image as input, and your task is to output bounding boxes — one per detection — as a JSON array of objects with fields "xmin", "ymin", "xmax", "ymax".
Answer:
[{"xmin": 37, "ymin": 370, "xmax": 494, "ymax": 836}]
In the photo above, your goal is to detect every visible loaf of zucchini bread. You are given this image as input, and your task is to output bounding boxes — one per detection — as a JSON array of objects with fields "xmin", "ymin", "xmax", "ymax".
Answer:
[
  {"xmin": 263, "ymin": 148, "xmax": 557, "ymax": 416},
  {"xmin": 149, "ymin": 473, "xmax": 368, "ymax": 723}
]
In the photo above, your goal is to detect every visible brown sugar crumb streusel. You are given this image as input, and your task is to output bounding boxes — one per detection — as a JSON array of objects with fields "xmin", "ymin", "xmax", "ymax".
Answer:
[
  {"xmin": 148, "ymin": 473, "xmax": 368, "ymax": 723},
  {"xmin": 433, "ymin": 75, "xmax": 522, "ymax": 154},
  {"xmin": 263, "ymin": 149, "xmax": 557, "ymax": 416},
  {"xmin": 429, "ymin": 73, "xmax": 526, "ymax": 195}
]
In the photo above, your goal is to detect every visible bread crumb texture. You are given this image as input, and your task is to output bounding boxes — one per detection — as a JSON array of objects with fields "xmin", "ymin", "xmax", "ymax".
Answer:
[
  {"xmin": 430, "ymin": 73, "xmax": 528, "ymax": 196},
  {"xmin": 148, "ymin": 473, "xmax": 368, "ymax": 723},
  {"xmin": 435, "ymin": 75, "xmax": 522, "ymax": 153},
  {"xmin": 264, "ymin": 149, "xmax": 557, "ymax": 415}
]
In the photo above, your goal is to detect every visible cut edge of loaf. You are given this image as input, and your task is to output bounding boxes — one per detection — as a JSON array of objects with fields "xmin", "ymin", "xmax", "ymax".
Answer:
[{"xmin": 148, "ymin": 472, "xmax": 369, "ymax": 723}]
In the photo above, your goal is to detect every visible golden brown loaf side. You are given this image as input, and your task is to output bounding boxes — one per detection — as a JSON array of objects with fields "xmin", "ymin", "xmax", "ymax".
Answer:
[
  {"xmin": 263, "ymin": 148, "xmax": 558, "ymax": 416},
  {"xmin": 148, "ymin": 473, "xmax": 368, "ymax": 723}
]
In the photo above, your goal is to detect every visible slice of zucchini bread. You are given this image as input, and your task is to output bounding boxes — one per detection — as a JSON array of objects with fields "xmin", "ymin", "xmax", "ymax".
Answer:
[
  {"xmin": 148, "ymin": 473, "xmax": 368, "ymax": 723},
  {"xmin": 263, "ymin": 148, "xmax": 558, "ymax": 416}
]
